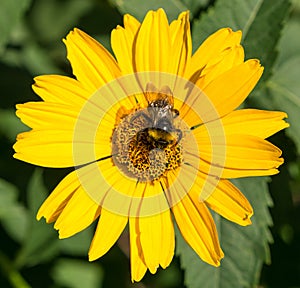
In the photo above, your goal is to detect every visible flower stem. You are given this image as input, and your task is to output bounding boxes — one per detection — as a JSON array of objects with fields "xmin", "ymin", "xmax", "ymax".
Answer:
[{"xmin": 0, "ymin": 250, "xmax": 31, "ymax": 288}]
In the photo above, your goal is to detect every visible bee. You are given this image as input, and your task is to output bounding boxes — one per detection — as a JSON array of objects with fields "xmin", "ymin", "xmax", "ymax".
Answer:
[{"xmin": 133, "ymin": 84, "xmax": 182, "ymax": 149}]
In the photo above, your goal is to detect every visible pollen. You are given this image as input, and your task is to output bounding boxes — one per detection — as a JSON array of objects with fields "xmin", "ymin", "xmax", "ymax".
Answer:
[{"xmin": 112, "ymin": 107, "xmax": 183, "ymax": 182}]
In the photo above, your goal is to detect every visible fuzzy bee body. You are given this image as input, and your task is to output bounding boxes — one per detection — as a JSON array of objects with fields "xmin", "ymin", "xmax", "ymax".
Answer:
[{"xmin": 133, "ymin": 84, "xmax": 182, "ymax": 149}]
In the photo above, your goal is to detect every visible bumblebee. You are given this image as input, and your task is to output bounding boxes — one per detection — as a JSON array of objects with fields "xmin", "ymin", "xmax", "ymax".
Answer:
[{"xmin": 133, "ymin": 84, "xmax": 182, "ymax": 149}]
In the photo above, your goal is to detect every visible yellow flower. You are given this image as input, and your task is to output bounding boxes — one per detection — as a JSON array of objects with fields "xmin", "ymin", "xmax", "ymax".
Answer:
[{"xmin": 13, "ymin": 9, "xmax": 288, "ymax": 282}]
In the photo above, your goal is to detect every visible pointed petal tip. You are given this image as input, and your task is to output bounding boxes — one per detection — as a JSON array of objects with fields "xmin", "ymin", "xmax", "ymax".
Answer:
[
  {"xmin": 36, "ymin": 210, "xmax": 43, "ymax": 221},
  {"xmin": 70, "ymin": 27, "xmax": 81, "ymax": 35},
  {"xmin": 56, "ymin": 228, "xmax": 69, "ymax": 239},
  {"xmin": 123, "ymin": 13, "xmax": 141, "ymax": 27},
  {"xmin": 58, "ymin": 234, "xmax": 66, "ymax": 240},
  {"xmin": 160, "ymin": 252, "xmax": 174, "ymax": 269},
  {"xmin": 217, "ymin": 248, "xmax": 225, "ymax": 264},
  {"xmin": 15, "ymin": 103, "xmax": 24, "ymax": 111},
  {"xmin": 274, "ymin": 168, "xmax": 280, "ymax": 174},
  {"xmin": 88, "ymin": 252, "xmax": 99, "ymax": 262},
  {"xmin": 160, "ymin": 263, "xmax": 169, "ymax": 270},
  {"xmin": 148, "ymin": 266, "xmax": 158, "ymax": 275},
  {"xmin": 156, "ymin": 7, "xmax": 166, "ymax": 14},
  {"xmin": 63, "ymin": 27, "xmax": 81, "ymax": 43},
  {"xmin": 244, "ymin": 218, "xmax": 252, "ymax": 226},
  {"xmin": 274, "ymin": 111, "xmax": 289, "ymax": 120},
  {"xmin": 231, "ymin": 29, "xmax": 242, "ymax": 41},
  {"xmin": 241, "ymin": 212, "xmax": 253, "ymax": 226},
  {"xmin": 88, "ymin": 243, "xmax": 112, "ymax": 263},
  {"xmin": 276, "ymin": 156, "xmax": 284, "ymax": 167},
  {"xmin": 32, "ymin": 74, "xmax": 50, "ymax": 83},
  {"xmin": 131, "ymin": 272, "xmax": 145, "ymax": 283},
  {"xmin": 245, "ymin": 58, "xmax": 262, "ymax": 68},
  {"xmin": 144, "ymin": 7, "xmax": 168, "ymax": 21},
  {"xmin": 123, "ymin": 13, "xmax": 131, "ymax": 21},
  {"xmin": 130, "ymin": 263, "xmax": 148, "ymax": 282},
  {"xmin": 219, "ymin": 27, "xmax": 242, "ymax": 36},
  {"xmin": 178, "ymin": 10, "xmax": 190, "ymax": 20},
  {"xmin": 211, "ymin": 249, "xmax": 224, "ymax": 267},
  {"xmin": 225, "ymin": 27, "xmax": 233, "ymax": 33},
  {"xmin": 36, "ymin": 208, "xmax": 51, "ymax": 223}
]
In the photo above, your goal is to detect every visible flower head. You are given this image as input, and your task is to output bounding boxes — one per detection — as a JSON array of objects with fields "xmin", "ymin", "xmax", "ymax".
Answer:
[{"xmin": 13, "ymin": 9, "xmax": 288, "ymax": 281}]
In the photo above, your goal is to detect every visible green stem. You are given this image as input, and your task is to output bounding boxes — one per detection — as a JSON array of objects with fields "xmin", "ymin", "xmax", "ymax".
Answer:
[{"xmin": 0, "ymin": 250, "xmax": 31, "ymax": 288}]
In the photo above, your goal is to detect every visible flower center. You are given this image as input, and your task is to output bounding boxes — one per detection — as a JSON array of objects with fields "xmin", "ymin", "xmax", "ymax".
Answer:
[{"xmin": 112, "ymin": 107, "xmax": 183, "ymax": 182}]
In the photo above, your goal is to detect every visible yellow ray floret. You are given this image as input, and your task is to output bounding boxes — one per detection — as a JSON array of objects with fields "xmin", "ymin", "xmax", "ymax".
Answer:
[{"xmin": 13, "ymin": 8, "xmax": 289, "ymax": 283}]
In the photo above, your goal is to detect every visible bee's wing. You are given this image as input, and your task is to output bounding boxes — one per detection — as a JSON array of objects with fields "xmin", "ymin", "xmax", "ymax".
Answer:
[
  {"xmin": 159, "ymin": 86, "xmax": 174, "ymax": 107},
  {"xmin": 145, "ymin": 82, "xmax": 159, "ymax": 104},
  {"xmin": 144, "ymin": 83, "xmax": 174, "ymax": 106}
]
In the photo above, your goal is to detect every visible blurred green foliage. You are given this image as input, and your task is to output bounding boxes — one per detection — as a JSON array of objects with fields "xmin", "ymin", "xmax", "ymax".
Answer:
[{"xmin": 0, "ymin": 0, "xmax": 300, "ymax": 287}]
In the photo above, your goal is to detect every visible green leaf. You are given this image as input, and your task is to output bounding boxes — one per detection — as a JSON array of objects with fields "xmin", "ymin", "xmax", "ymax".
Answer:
[
  {"xmin": 109, "ymin": 0, "xmax": 189, "ymax": 21},
  {"xmin": 266, "ymin": 61, "xmax": 300, "ymax": 149},
  {"xmin": 192, "ymin": 0, "xmax": 263, "ymax": 48},
  {"xmin": 15, "ymin": 169, "xmax": 60, "ymax": 268},
  {"xmin": 251, "ymin": 16, "xmax": 300, "ymax": 149},
  {"xmin": 0, "ymin": 178, "xmax": 29, "ymax": 242},
  {"xmin": 192, "ymin": 0, "xmax": 291, "ymax": 80},
  {"xmin": 242, "ymin": 0, "xmax": 291, "ymax": 81},
  {"xmin": 176, "ymin": 177, "xmax": 273, "ymax": 288},
  {"xmin": 21, "ymin": 42, "xmax": 63, "ymax": 75},
  {"xmin": 59, "ymin": 225, "xmax": 94, "ymax": 257},
  {"xmin": 0, "ymin": 0, "xmax": 31, "ymax": 53},
  {"xmin": 52, "ymin": 259, "xmax": 103, "ymax": 288},
  {"xmin": 28, "ymin": 0, "xmax": 93, "ymax": 43}
]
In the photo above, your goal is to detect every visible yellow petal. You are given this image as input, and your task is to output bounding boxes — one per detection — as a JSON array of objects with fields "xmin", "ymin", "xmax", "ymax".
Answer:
[
  {"xmin": 186, "ymin": 28, "xmax": 242, "ymax": 80},
  {"xmin": 222, "ymin": 136, "xmax": 284, "ymax": 173},
  {"xmin": 129, "ymin": 217, "xmax": 147, "ymax": 282},
  {"xmin": 16, "ymin": 102, "xmax": 80, "ymax": 130},
  {"xmin": 96, "ymin": 160, "xmax": 142, "ymax": 216},
  {"xmin": 89, "ymin": 209, "xmax": 128, "ymax": 261},
  {"xmin": 138, "ymin": 210, "xmax": 174, "ymax": 273},
  {"xmin": 32, "ymin": 75, "xmax": 92, "ymax": 105},
  {"xmin": 192, "ymin": 133, "xmax": 284, "ymax": 178},
  {"xmin": 200, "ymin": 60, "xmax": 264, "ymax": 119},
  {"xmin": 13, "ymin": 130, "xmax": 75, "ymax": 167},
  {"xmin": 134, "ymin": 9, "xmax": 171, "ymax": 72},
  {"xmin": 194, "ymin": 109, "xmax": 289, "ymax": 140},
  {"xmin": 172, "ymin": 190, "xmax": 223, "ymax": 266},
  {"xmin": 169, "ymin": 11, "xmax": 192, "ymax": 76},
  {"xmin": 221, "ymin": 109, "xmax": 289, "ymax": 139},
  {"xmin": 178, "ymin": 60, "xmax": 263, "ymax": 125},
  {"xmin": 64, "ymin": 28, "xmax": 121, "ymax": 91},
  {"xmin": 111, "ymin": 14, "xmax": 140, "ymax": 74},
  {"xmin": 205, "ymin": 179, "xmax": 253, "ymax": 226},
  {"xmin": 124, "ymin": 13, "xmax": 141, "ymax": 34},
  {"xmin": 197, "ymin": 45, "xmax": 245, "ymax": 87},
  {"xmin": 37, "ymin": 170, "xmax": 80, "ymax": 222},
  {"xmin": 172, "ymin": 163, "xmax": 252, "ymax": 225},
  {"xmin": 54, "ymin": 184, "xmax": 101, "ymax": 238}
]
